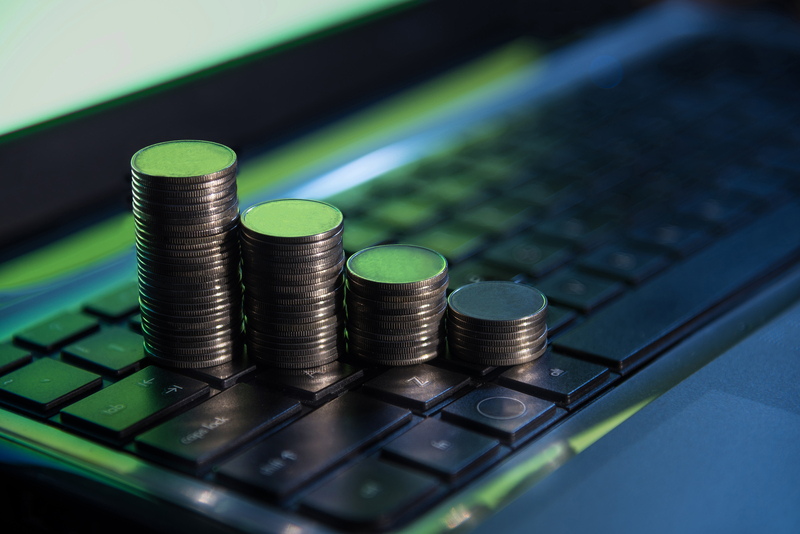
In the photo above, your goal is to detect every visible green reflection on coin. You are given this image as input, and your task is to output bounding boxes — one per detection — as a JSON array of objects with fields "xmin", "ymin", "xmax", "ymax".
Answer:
[
  {"xmin": 348, "ymin": 244, "xmax": 447, "ymax": 284},
  {"xmin": 242, "ymin": 199, "xmax": 342, "ymax": 238},
  {"xmin": 132, "ymin": 140, "xmax": 236, "ymax": 178}
]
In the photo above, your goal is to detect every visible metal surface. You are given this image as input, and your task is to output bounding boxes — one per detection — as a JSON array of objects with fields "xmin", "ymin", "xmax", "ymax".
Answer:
[
  {"xmin": 132, "ymin": 140, "xmax": 243, "ymax": 368},
  {"xmin": 241, "ymin": 199, "xmax": 345, "ymax": 368}
]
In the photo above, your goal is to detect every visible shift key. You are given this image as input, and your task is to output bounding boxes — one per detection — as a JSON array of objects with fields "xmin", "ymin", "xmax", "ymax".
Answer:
[{"xmin": 61, "ymin": 366, "xmax": 209, "ymax": 441}]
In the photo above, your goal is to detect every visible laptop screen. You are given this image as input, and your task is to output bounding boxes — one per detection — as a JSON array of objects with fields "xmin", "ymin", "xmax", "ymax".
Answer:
[{"xmin": 0, "ymin": 0, "xmax": 409, "ymax": 137}]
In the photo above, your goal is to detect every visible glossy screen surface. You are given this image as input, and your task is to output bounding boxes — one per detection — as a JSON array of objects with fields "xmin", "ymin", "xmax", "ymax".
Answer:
[{"xmin": 0, "ymin": 0, "xmax": 408, "ymax": 137}]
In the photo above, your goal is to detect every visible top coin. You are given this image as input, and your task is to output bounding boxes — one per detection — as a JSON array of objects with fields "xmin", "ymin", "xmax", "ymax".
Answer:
[
  {"xmin": 447, "ymin": 281, "xmax": 547, "ymax": 326},
  {"xmin": 347, "ymin": 244, "xmax": 448, "ymax": 290},
  {"xmin": 131, "ymin": 140, "xmax": 237, "ymax": 183},
  {"xmin": 241, "ymin": 199, "xmax": 343, "ymax": 244}
]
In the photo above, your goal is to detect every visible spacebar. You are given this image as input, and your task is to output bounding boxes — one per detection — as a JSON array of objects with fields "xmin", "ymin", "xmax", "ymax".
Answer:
[{"xmin": 553, "ymin": 203, "xmax": 800, "ymax": 373}]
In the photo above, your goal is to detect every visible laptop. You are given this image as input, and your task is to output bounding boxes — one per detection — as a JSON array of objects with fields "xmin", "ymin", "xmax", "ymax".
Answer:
[{"xmin": 1, "ymin": 1, "xmax": 799, "ymax": 532}]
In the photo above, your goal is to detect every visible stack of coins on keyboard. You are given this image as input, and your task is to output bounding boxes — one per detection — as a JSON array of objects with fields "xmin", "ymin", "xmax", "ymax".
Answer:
[
  {"xmin": 132, "ymin": 140, "xmax": 243, "ymax": 368},
  {"xmin": 447, "ymin": 281, "xmax": 547, "ymax": 365},
  {"xmin": 346, "ymin": 244, "xmax": 448, "ymax": 366},
  {"xmin": 240, "ymin": 199, "xmax": 345, "ymax": 368}
]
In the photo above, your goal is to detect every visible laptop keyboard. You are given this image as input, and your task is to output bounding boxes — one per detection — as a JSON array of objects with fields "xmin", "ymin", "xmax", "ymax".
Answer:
[{"xmin": 2, "ymin": 37, "xmax": 800, "ymax": 531}]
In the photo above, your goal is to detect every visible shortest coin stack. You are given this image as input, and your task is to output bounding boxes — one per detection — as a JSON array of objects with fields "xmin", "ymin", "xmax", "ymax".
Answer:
[
  {"xmin": 240, "ymin": 199, "xmax": 345, "ymax": 369},
  {"xmin": 447, "ymin": 281, "xmax": 548, "ymax": 366},
  {"xmin": 346, "ymin": 244, "xmax": 448, "ymax": 366}
]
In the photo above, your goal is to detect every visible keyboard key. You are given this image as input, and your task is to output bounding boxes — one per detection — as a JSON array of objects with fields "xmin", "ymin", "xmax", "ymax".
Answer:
[
  {"xmin": 83, "ymin": 283, "xmax": 140, "ymax": 320},
  {"xmin": 342, "ymin": 219, "xmax": 395, "ymax": 256},
  {"xmin": 217, "ymin": 392, "xmax": 410, "ymax": 498},
  {"xmin": 135, "ymin": 383, "xmax": 301, "ymax": 469},
  {"xmin": 628, "ymin": 218, "xmax": 713, "ymax": 257},
  {"xmin": 324, "ymin": 179, "xmax": 397, "ymax": 218},
  {"xmin": 441, "ymin": 385, "xmax": 556, "ymax": 443},
  {"xmin": 534, "ymin": 210, "xmax": 616, "ymax": 250},
  {"xmin": 535, "ymin": 270, "xmax": 625, "ymax": 313},
  {"xmin": 454, "ymin": 197, "xmax": 536, "ymax": 236},
  {"xmin": 676, "ymin": 188, "xmax": 755, "ymax": 231},
  {"xmin": 546, "ymin": 305, "xmax": 577, "ymax": 335},
  {"xmin": 0, "ymin": 344, "xmax": 32, "ymax": 375},
  {"xmin": 406, "ymin": 222, "xmax": 488, "ymax": 264},
  {"xmin": 61, "ymin": 366, "xmax": 209, "ymax": 441},
  {"xmin": 14, "ymin": 312, "xmax": 99, "ymax": 353},
  {"xmin": 300, "ymin": 458, "xmax": 438, "ymax": 530},
  {"xmin": 62, "ymin": 327, "xmax": 146, "ymax": 377},
  {"xmin": 554, "ymin": 203, "xmax": 800, "ymax": 373},
  {"xmin": 258, "ymin": 361, "xmax": 364, "ymax": 402},
  {"xmin": 497, "ymin": 351, "xmax": 610, "ymax": 406},
  {"xmin": 437, "ymin": 350, "xmax": 496, "ymax": 377},
  {"xmin": 513, "ymin": 175, "xmax": 582, "ymax": 214},
  {"xmin": 578, "ymin": 243, "xmax": 669, "ymax": 284},
  {"xmin": 129, "ymin": 314, "xmax": 142, "ymax": 332},
  {"xmin": 181, "ymin": 352, "xmax": 257, "ymax": 390},
  {"xmin": 447, "ymin": 261, "xmax": 524, "ymax": 293},
  {"xmin": 362, "ymin": 364, "xmax": 469, "ymax": 412},
  {"xmin": 483, "ymin": 234, "xmax": 573, "ymax": 279},
  {"xmin": 419, "ymin": 174, "xmax": 488, "ymax": 207},
  {"xmin": 371, "ymin": 196, "xmax": 443, "ymax": 231},
  {"xmin": 0, "ymin": 358, "xmax": 101, "ymax": 413},
  {"xmin": 715, "ymin": 165, "xmax": 787, "ymax": 205},
  {"xmin": 382, "ymin": 418, "xmax": 499, "ymax": 481}
]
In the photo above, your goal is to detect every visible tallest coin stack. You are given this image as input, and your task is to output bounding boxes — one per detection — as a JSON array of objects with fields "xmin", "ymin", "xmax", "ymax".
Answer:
[{"xmin": 132, "ymin": 140, "xmax": 243, "ymax": 368}]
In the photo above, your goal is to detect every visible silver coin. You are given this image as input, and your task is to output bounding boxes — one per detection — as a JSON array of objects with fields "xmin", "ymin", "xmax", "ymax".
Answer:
[
  {"xmin": 346, "ymin": 323, "xmax": 445, "ymax": 343},
  {"xmin": 448, "ymin": 343, "xmax": 547, "ymax": 366},
  {"xmin": 239, "ymin": 227, "xmax": 343, "ymax": 253},
  {"xmin": 131, "ymin": 187, "xmax": 239, "ymax": 213},
  {"xmin": 346, "ymin": 244, "xmax": 448, "ymax": 291},
  {"xmin": 347, "ymin": 343, "xmax": 443, "ymax": 366},
  {"xmin": 448, "ymin": 324, "xmax": 547, "ymax": 348},
  {"xmin": 132, "ymin": 172, "xmax": 236, "ymax": 193},
  {"xmin": 240, "ymin": 199, "xmax": 343, "ymax": 244},
  {"xmin": 447, "ymin": 281, "xmax": 547, "ymax": 327},
  {"xmin": 346, "ymin": 300, "xmax": 447, "ymax": 322},
  {"xmin": 346, "ymin": 292, "xmax": 446, "ymax": 314},
  {"xmin": 132, "ymin": 193, "xmax": 238, "ymax": 215},
  {"xmin": 250, "ymin": 349, "xmax": 340, "ymax": 370},
  {"xmin": 346, "ymin": 279, "xmax": 448, "ymax": 303},
  {"xmin": 446, "ymin": 322, "xmax": 547, "ymax": 344},
  {"xmin": 345, "ymin": 274, "xmax": 448, "ymax": 299},
  {"xmin": 245, "ymin": 290, "xmax": 342, "ymax": 313},
  {"xmin": 145, "ymin": 349, "xmax": 236, "ymax": 369},
  {"xmin": 447, "ymin": 331, "xmax": 547, "ymax": 355},
  {"xmin": 446, "ymin": 312, "xmax": 546, "ymax": 334},
  {"xmin": 247, "ymin": 338, "xmax": 343, "ymax": 359},
  {"xmin": 246, "ymin": 311, "xmax": 344, "ymax": 332}
]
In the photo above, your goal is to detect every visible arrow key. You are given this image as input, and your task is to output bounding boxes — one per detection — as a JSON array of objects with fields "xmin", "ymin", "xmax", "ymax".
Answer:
[{"xmin": 362, "ymin": 365, "xmax": 469, "ymax": 412}]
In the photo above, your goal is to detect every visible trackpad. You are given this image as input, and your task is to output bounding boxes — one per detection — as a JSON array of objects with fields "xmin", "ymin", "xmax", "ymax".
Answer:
[
  {"xmin": 478, "ymin": 301, "xmax": 800, "ymax": 534},
  {"xmin": 599, "ymin": 390, "xmax": 800, "ymax": 531}
]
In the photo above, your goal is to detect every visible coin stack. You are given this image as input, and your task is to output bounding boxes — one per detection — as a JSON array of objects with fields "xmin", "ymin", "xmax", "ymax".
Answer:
[
  {"xmin": 346, "ymin": 244, "xmax": 448, "ymax": 366},
  {"xmin": 447, "ymin": 281, "xmax": 547, "ymax": 365},
  {"xmin": 132, "ymin": 140, "xmax": 243, "ymax": 368},
  {"xmin": 240, "ymin": 199, "xmax": 345, "ymax": 369}
]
